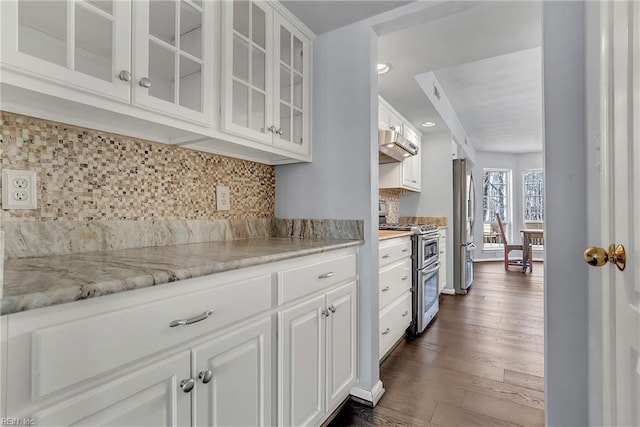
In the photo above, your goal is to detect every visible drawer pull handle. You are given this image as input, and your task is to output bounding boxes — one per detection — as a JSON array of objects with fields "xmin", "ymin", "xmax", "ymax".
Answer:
[
  {"xmin": 180, "ymin": 378, "xmax": 195, "ymax": 393},
  {"xmin": 402, "ymin": 311, "xmax": 409, "ymax": 317},
  {"xmin": 401, "ymin": 249, "xmax": 408, "ymax": 253},
  {"xmin": 318, "ymin": 272, "xmax": 334, "ymax": 279},
  {"xmin": 198, "ymin": 370, "xmax": 213, "ymax": 384},
  {"xmin": 382, "ymin": 286, "xmax": 391, "ymax": 292},
  {"xmin": 328, "ymin": 305, "xmax": 336, "ymax": 313},
  {"xmin": 382, "ymin": 254, "xmax": 391, "ymax": 259},
  {"xmin": 402, "ymin": 275, "xmax": 409, "ymax": 281},
  {"xmin": 382, "ymin": 328, "xmax": 391, "ymax": 335},
  {"xmin": 170, "ymin": 309, "xmax": 214, "ymax": 327}
]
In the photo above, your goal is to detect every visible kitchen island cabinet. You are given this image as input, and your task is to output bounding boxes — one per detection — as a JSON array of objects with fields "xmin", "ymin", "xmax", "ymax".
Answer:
[{"xmin": 1, "ymin": 242, "xmax": 359, "ymax": 426}]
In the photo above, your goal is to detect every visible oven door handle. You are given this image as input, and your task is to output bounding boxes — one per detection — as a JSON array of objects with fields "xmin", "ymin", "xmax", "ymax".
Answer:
[{"xmin": 420, "ymin": 261, "xmax": 441, "ymax": 275}]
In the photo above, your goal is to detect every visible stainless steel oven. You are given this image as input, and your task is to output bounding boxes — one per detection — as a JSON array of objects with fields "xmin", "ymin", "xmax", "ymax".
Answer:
[{"xmin": 413, "ymin": 229, "xmax": 440, "ymax": 335}]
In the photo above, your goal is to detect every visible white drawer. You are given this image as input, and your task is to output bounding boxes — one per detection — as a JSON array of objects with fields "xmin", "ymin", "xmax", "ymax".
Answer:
[
  {"xmin": 379, "ymin": 258, "xmax": 412, "ymax": 309},
  {"xmin": 278, "ymin": 253, "xmax": 357, "ymax": 305},
  {"xmin": 379, "ymin": 291, "xmax": 412, "ymax": 359},
  {"xmin": 6, "ymin": 274, "xmax": 272, "ymax": 413},
  {"xmin": 379, "ymin": 237, "xmax": 412, "ymax": 267}
]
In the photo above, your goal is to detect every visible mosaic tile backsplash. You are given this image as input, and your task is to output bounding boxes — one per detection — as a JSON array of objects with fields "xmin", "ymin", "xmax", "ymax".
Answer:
[
  {"xmin": 379, "ymin": 189, "xmax": 403, "ymax": 223},
  {"xmin": 0, "ymin": 112, "xmax": 275, "ymax": 221}
]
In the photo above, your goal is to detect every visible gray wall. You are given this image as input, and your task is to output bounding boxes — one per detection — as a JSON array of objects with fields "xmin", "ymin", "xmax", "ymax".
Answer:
[
  {"xmin": 471, "ymin": 151, "xmax": 544, "ymax": 261},
  {"xmin": 399, "ymin": 131, "xmax": 454, "ymax": 293},
  {"xmin": 542, "ymin": 2, "xmax": 588, "ymax": 425},
  {"xmin": 275, "ymin": 22, "xmax": 382, "ymax": 395}
]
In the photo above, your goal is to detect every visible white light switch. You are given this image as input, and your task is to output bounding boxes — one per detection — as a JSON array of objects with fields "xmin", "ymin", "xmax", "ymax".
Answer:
[
  {"xmin": 217, "ymin": 186, "xmax": 230, "ymax": 211},
  {"xmin": 2, "ymin": 169, "xmax": 37, "ymax": 210}
]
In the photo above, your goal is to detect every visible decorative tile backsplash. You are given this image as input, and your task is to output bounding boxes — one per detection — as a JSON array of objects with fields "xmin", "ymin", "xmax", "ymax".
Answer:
[
  {"xmin": 1, "ymin": 112, "xmax": 275, "ymax": 222},
  {"xmin": 379, "ymin": 189, "xmax": 403, "ymax": 223}
]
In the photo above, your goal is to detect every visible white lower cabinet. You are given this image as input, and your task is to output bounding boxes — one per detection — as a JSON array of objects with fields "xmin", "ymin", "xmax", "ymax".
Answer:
[
  {"xmin": 439, "ymin": 227, "xmax": 448, "ymax": 293},
  {"xmin": 279, "ymin": 281, "xmax": 357, "ymax": 426},
  {"xmin": 193, "ymin": 317, "xmax": 272, "ymax": 427},
  {"xmin": 378, "ymin": 236, "xmax": 413, "ymax": 361},
  {"xmin": 1, "ymin": 247, "xmax": 357, "ymax": 427},
  {"xmin": 32, "ymin": 350, "xmax": 191, "ymax": 427}
]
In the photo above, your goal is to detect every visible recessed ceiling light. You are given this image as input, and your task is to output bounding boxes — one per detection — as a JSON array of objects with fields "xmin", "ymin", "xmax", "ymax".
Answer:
[
  {"xmin": 377, "ymin": 63, "xmax": 392, "ymax": 75},
  {"xmin": 421, "ymin": 121, "xmax": 437, "ymax": 128}
]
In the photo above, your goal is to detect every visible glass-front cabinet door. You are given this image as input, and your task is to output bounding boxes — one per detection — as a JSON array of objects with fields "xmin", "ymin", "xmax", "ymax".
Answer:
[
  {"xmin": 273, "ymin": 14, "xmax": 310, "ymax": 156},
  {"xmin": 222, "ymin": 0, "xmax": 273, "ymax": 144},
  {"xmin": 132, "ymin": 0, "xmax": 213, "ymax": 125},
  {"xmin": 1, "ymin": 0, "xmax": 131, "ymax": 102}
]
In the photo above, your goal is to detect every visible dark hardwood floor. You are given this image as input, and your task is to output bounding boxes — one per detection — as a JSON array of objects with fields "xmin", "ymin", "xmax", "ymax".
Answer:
[{"xmin": 330, "ymin": 261, "xmax": 544, "ymax": 426}]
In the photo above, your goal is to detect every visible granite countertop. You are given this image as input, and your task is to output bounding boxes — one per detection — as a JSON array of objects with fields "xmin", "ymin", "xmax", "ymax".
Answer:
[
  {"xmin": 378, "ymin": 230, "xmax": 414, "ymax": 241},
  {"xmin": 1, "ymin": 237, "xmax": 363, "ymax": 315}
]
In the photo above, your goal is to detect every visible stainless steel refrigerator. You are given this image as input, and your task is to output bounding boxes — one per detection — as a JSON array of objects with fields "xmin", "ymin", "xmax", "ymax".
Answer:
[{"xmin": 453, "ymin": 158, "xmax": 476, "ymax": 294}]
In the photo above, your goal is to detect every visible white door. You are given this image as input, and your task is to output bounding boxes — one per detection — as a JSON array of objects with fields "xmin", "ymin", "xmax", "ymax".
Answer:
[
  {"xmin": 31, "ymin": 351, "xmax": 191, "ymax": 426},
  {"xmin": 278, "ymin": 294, "xmax": 325, "ymax": 427},
  {"xmin": 594, "ymin": 1, "xmax": 640, "ymax": 425},
  {"xmin": 192, "ymin": 317, "xmax": 273, "ymax": 427},
  {"xmin": 325, "ymin": 282, "xmax": 357, "ymax": 414}
]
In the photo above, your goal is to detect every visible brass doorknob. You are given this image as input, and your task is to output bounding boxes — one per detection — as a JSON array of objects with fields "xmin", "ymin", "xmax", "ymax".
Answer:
[{"xmin": 584, "ymin": 244, "xmax": 626, "ymax": 271}]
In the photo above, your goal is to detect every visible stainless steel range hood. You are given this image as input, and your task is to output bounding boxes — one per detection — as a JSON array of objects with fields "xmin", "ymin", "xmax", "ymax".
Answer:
[{"xmin": 378, "ymin": 129, "xmax": 419, "ymax": 164}]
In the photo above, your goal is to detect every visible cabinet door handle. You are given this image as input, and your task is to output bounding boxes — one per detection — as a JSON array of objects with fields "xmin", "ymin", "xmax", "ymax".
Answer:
[
  {"xmin": 412, "ymin": 180, "xmax": 417, "ymax": 183},
  {"xmin": 198, "ymin": 370, "xmax": 213, "ymax": 384},
  {"xmin": 381, "ymin": 328, "xmax": 391, "ymax": 335},
  {"xmin": 318, "ymin": 272, "xmax": 334, "ymax": 279},
  {"xmin": 381, "ymin": 286, "xmax": 390, "ymax": 292},
  {"xmin": 402, "ymin": 311, "xmax": 409, "ymax": 317},
  {"xmin": 276, "ymin": 128, "xmax": 284, "ymax": 135},
  {"xmin": 118, "ymin": 70, "xmax": 131, "ymax": 82},
  {"xmin": 382, "ymin": 254, "xmax": 391, "ymax": 259},
  {"xmin": 401, "ymin": 249, "xmax": 408, "ymax": 253},
  {"xmin": 139, "ymin": 77, "xmax": 151, "ymax": 88},
  {"xmin": 180, "ymin": 378, "xmax": 195, "ymax": 393},
  {"xmin": 328, "ymin": 305, "xmax": 336, "ymax": 313},
  {"xmin": 322, "ymin": 309, "xmax": 330, "ymax": 317},
  {"xmin": 402, "ymin": 275, "xmax": 409, "ymax": 281},
  {"xmin": 268, "ymin": 125, "xmax": 277, "ymax": 133},
  {"xmin": 169, "ymin": 309, "xmax": 213, "ymax": 327}
]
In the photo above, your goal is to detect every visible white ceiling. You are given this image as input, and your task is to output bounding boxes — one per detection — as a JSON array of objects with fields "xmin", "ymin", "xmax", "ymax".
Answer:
[
  {"xmin": 280, "ymin": 1, "xmax": 413, "ymax": 35},
  {"xmin": 433, "ymin": 47, "xmax": 542, "ymax": 153},
  {"xmin": 281, "ymin": 1, "xmax": 543, "ymax": 154}
]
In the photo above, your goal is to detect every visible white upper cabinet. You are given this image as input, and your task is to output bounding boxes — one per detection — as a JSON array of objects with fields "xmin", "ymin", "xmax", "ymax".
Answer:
[
  {"xmin": 132, "ymin": 0, "xmax": 214, "ymax": 125},
  {"xmin": 1, "ymin": 0, "xmax": 132, "ymax": 102},
  {"xmin": 222, "ymin": 0, "xmax": 311, "ymax": 158},
  {"xmin": 378, "ymin": 96, "xmax": 422, "ymax": 192}
]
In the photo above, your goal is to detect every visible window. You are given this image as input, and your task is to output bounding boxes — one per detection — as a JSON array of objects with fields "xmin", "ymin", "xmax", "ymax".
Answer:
[
  {"xmin": 523, "ymin": 170, "xmax": 544, "ymax": 248},
  {"xmin": 523, "ymin": 170, "xmax": 544, "ymax": 222},
  {"xmin": 482, "ymin": 169, "xmax": 511, "ymax": 249}
]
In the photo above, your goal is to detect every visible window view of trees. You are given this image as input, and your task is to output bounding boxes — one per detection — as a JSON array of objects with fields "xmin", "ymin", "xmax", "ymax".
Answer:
[
  {"xmin": 483, "ymin": 169, "xmax": 510, "ymax": 248},
  {"xmin": 523, "ymin": 170, "xmax": 544, "ymax": 222}
]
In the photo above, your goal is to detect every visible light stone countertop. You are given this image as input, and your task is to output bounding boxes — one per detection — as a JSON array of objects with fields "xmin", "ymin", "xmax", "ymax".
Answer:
[
  {"xmin": 378, "ymin": 230, "xmax": 415, "ymax": 241},
  {"xmin": 1, "ymin": 237, "xmax": 363, "ymax": 315}
]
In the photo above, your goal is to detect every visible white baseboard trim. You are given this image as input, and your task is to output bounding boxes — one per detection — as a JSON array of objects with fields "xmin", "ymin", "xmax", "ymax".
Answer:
[
  {"xmin": 440, "ymin": 288, "xmax": 456, "ymax": 295},
  {"xmin": 350, "ymin": 380, "xmax": 385, "ymax": 407}
]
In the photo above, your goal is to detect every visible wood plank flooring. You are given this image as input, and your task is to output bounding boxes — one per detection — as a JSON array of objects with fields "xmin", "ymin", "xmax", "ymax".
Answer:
[{"xmin": 330, "ymin": 261, "xmax": 544, "ymax": 427}]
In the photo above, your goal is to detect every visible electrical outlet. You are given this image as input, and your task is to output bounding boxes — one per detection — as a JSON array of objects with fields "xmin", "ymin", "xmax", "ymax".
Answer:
[
  {"xmin": 216, "ymin": 186, "xmax": 230, "ymax": 211},
  {"xmin": 2, "ymin": 169, "xmax": 37, "ymax": 210}
]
